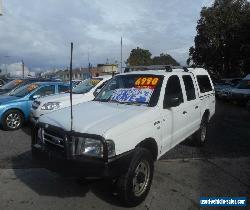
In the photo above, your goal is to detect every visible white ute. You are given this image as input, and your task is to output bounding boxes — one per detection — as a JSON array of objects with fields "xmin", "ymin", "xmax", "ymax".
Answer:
[
  {"xmin": 30, "ymin": 75, "xmax": 111, "ymax": 121},
  {"xmin": 32, "ymin": 67, "xmax": 215, "ymax": 206}
]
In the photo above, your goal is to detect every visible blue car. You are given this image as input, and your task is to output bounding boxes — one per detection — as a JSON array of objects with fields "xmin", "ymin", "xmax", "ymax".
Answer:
[
  {"xmin": 0, "ymin": 78, "xmax": 59, "ymax": 95},
  {"xmin": 0, "ymin": 82, "xmax": 69, "ymax": 130}
]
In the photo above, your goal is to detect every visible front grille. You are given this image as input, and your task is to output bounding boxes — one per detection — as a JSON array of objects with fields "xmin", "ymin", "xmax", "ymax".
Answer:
[
  {"xmin": 43, "ymin": 128, "xmax": 65, "ymax": 148},
  {"xmin": 32, "ymin": 101, "xmax": 41, "ymax": 110}
]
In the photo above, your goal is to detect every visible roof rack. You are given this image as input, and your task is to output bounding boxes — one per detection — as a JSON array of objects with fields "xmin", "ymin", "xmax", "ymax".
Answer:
[{"xmin": 124, "ymin": 65, "xmax": 192, "ymax": 73}]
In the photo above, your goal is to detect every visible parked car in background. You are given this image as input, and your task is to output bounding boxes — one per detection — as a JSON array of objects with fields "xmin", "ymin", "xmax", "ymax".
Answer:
[
  {"xmin": 229, "ymin": 74, "xmax": 250, "ymax": 104},
  {"xmin": 216, "ymin": 85, "xmax": 236, "ymax": 100},
  {"xmin": 0, "ymin": 79, "xmax": 6, "ymax": 87},
  {"xmin": 215, "ymin": 78, "xmax": 242, "ymax": 101},
  {"xmin": 214, "ymin": 82, "xmax": 233, "ymax": 98},
  {"xmin": 0, "ymin": 78, "xmax": 58, "ymax": 95},
  {"xmin": 72, "ymin": 79, "xmax": 83, "ymax": 87},
  {"xmin": 32, "ymin": 67, "xmax": 215, "ymax": 206},
  {"xmin": 0, "ymin": 82, "xmax": 69, "ymax": 130},
  {"xmin": 30, "ymin": 75, "xmax": 112, "ymax": 122}
]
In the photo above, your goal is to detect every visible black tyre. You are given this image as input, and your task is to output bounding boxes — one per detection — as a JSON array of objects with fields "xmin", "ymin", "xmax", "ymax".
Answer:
[
  {"xmin": 1, "ymin": 109, "xmax": 24, "ymax": 130},
  {"xmin": 193, "ymin": 115, "xmax": 209, "ymax": 146},
  {"xmin": 116, "ymin": 148, "xmax": 154, "ymax": 207}
]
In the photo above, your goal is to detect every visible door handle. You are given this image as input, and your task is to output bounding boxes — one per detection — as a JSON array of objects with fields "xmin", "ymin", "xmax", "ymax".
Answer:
[
  {"xmin": 195, "ymin": 106, "xmax": 198, "ymax": 109},
  {"xmin": 183, "ymin": 111, "xmax": 187, "ymax": 114}
]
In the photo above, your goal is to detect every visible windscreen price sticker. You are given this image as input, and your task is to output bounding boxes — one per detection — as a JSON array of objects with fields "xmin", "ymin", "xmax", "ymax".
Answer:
[
  {"xmin": 27, "ymin": 84, "xmax": 38, "ymax": 91},
  {"xmin": 91, "ymin": 79, "xmax": 101, "ymax": 86},
  {"xmin": 15, "ymin": 80, "xmax": 23, "ymax": 85},
  {"xmin": 135, "ymin": 77, "xmax": 159, "ymax": 87}
]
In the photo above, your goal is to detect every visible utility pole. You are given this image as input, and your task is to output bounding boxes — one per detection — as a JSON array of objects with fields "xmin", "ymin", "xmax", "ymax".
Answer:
[
  {"xmin": 88, "ymin": 48, "xmax": 91, "ymax": 77},
  {"xmin": 120, "ymin": 36, "xmax": 123, "ymax": 73},
  {"xmin": 69, "ymin": 43, "xmax": 74, "ymax": 132},
  {"xmin": 22, "ymin": 60, "xmax": 24, "ymax": 78}
]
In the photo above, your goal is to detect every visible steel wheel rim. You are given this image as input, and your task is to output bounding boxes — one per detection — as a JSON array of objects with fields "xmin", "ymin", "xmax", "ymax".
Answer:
[
  {"xmin": 201, "ymin": 124, "xmax": 207, "ymax": 142},
  {"xmin": 132, "ymin": 160, "xmax": 150, "ymax": 197},
  {"xmin": 6, "ymin": 113, "xmax": 21, "ymax": 129}
]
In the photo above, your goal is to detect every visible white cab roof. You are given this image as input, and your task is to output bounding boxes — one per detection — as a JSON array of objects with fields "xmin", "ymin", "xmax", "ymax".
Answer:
[{"xmin": 121, "ymin": 67, "xmax": 209, "ymax": 77}]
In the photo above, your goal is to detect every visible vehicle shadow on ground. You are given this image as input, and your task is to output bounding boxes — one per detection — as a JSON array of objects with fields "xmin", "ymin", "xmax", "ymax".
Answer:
[
  {"xmin": 11, "ymin": 151, "xmax": 126, "ymax": 207},
  {"xmin": 21, "ymin": 123, "xmax": 32, "ymax": 136}
]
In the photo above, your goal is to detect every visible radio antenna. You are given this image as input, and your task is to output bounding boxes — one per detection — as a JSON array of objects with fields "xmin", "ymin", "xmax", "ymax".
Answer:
[{"xmin": 69, "ymin": 42, "xmax": 74, "ymax": 131}]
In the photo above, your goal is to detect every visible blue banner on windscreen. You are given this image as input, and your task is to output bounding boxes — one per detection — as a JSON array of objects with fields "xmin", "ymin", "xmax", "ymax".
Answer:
[{"xmin": 111, "ymin": 88, "xmax": 153, "ymax": 104}]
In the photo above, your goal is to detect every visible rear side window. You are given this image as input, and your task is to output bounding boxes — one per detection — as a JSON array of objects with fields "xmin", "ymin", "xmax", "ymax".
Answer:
[
  {"xmin": 196, "ymin": 75, "xmax": 212, "ymax": 93},
  {"xmin": 182, "ymin": 75, "xmax": 196, "ymax": 101},
  {"xmin": 58, "ymin": 85, "xmax": 69, "ymax": 93},
  {"xmin": 164, "ymin": 75, "xmax": 183, "ymax": 106}
]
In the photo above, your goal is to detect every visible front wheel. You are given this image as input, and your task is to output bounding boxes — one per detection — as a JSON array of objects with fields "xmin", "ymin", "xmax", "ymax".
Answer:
[
  {"xmin": 1, "ymin": 109, "xmax": 24, "ymax": 130},
  {"xmin": 116, "ymin": 148, "xmax": 154, "ymax": 207}
]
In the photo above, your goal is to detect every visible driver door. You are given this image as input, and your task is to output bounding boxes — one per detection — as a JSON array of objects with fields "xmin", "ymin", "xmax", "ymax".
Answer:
[{"xmin": 160, "ymin": 75, "xmax": 187, "ymax": 152}]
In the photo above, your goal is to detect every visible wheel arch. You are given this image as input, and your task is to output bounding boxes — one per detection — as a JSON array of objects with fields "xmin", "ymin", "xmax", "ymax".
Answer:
[
  {"xmin": 202, "ymin": 109, "xmax": 210, "ymax": 122},
  {"xmin": 136, "ymin": 138, "xmax": 158, "ymax": 161},
  {"xmin": 1, "ymin": 108, "xmax": 25, "ymax": 122}
]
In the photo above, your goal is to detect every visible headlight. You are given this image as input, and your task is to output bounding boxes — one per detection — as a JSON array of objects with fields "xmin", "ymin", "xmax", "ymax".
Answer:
[
  {"xmin": 106, "ymin": 140, "xmax": 116, "ymax": 157},
  {"xmin": 73, "ymin": 137, "xmax": 115, "ymax": 158},
  {"xmin": 41, "ymin": 102, "xmax": 61, "ymax": 110}
]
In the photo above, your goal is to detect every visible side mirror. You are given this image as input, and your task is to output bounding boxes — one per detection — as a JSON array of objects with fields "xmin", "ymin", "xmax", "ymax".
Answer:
[
  {"xmin": 31, "ymin": 94, "xmax": 40, "ymax": 100},
  {"xmin": 93, "ymin": 89, "xmax": 101, "ymax": 97},
  {"xmin": 164, "ymin": 96, "xmax": 181, "ymax": 108}
]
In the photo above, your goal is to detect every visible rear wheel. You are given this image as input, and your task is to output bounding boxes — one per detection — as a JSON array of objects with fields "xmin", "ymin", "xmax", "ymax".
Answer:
[
  {"xmin": 2, "ymin": 109, "xmax": 24, "ymax": 130},
  {"xmin": 193, "ymin": 115, "xmax": 209, "ymax": 146},
  {"xmin": 116, "ymin": 148, "xmax": 154, "ymax": 207}
]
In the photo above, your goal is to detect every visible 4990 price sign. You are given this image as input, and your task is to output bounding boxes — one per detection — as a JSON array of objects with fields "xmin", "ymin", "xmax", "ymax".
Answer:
[{"xmin": 135, "ymin": 77, "xmax": 159, "ymax": 88}]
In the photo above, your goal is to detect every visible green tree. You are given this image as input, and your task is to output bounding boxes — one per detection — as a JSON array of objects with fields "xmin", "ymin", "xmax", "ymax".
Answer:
[
  {"xmin": 126, "ymin": 47, "xmax": 152, "ymax": 66},
  {"xmin": 152, "ymin": 53, "xmax": 180, "ymax": 66},
  {"xmin": 188, "ymin": 0, "xmax": 250, "ymax": 77}
]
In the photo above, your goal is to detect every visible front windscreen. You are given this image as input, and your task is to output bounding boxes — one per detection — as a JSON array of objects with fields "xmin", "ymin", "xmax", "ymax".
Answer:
[
  {"xmin": 9, "ymin": 83, "xmax": 39, "ymax": 97},
  {"xmin": 0, "ymin": 79, "xmax": 24, "ymax": 90},
  {"xmin": 72, "ymin": 78, "xmax": 102, "ymax": 94},
  {"xmin": 95, "ymin": 74, "xmax": 163, "ymax": 106}
]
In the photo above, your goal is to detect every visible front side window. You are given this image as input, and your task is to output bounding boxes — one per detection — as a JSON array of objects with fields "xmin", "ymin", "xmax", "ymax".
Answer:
[
  {"xmin": 182, "ymin": 75, "xmax": 196, "ymax": 101},
  {"xmin": 95, "ymin": 74, "xmax": 163, "ymax": 106},
  {"xmin": 164, "ymin": 75, "xmax": 183, "ymax": 106},
  {"xmin": 196, "ymin": 75, "xmax": 212, "ymax": 93},
  {"xmin": 34, "ymin": 85, "xmax": 55, "ymax": 97}
]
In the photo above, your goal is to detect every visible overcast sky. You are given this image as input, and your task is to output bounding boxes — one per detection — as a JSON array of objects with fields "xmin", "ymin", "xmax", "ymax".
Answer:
[{"xmin": 0, "ymin": 0, "xmax": 213, "ymax": 71}]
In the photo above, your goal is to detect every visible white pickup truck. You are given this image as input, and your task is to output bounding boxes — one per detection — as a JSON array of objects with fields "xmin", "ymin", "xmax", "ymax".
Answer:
[
  {"xmin": 30, "ymin": 75, "xmax": 111, "ymax": 122},
  {"xmin": 31, "ymin": 67, "xmax": 215, "ymax": 206}
]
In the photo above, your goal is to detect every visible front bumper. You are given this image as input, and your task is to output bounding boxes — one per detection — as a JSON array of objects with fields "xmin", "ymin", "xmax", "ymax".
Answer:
[{"xmin": 31, "ymin": 123, "xmax": 134, "ymax": 178}]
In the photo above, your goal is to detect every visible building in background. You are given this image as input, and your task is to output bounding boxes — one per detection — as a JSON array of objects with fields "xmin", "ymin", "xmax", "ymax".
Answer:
[
  {"xmin": 0, "ymin": 62, "xmax": 34, "ymax": 77},
  {"xmin": 41, "ymin": 63, "xmax": 118, "ymax": 81},
  {"xmin": 97, "ymin": 64, "xmax": 118, "ymax": 74}
]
